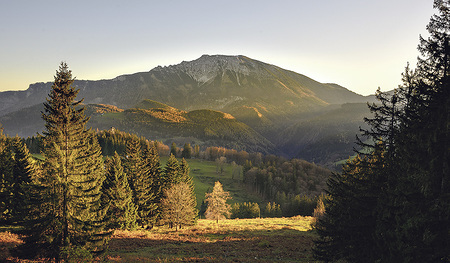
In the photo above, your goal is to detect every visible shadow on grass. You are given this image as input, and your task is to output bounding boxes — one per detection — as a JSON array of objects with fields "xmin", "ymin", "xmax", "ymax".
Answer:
[{"xmin": 108, "ymin": 228, "xmax": 317, "ymax": 262}]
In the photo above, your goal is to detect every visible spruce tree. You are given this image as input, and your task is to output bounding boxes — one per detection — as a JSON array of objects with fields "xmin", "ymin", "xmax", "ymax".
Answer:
[
  {"xmin": 123, "ymin": 138, "xmax": 156, "ymax": 228},
  {"xmin": 103, "ymin": 152, "xmax": 137, "ymax": 230},
  {"xmin": 19, "ymin": 62, "xmax": 109, "ymax": 260},
  {"xmin": 163, "ymin": 153, "xmax": 180, "ymax": 189},
  {"xmin": 141, "ymin": 141, "xmax": 161, "ymax": 227},
  {"xmin": 10, "ymin": 137, "xmax": 39, "ymax": 225},
  {"xmin": 0, "ymin": 131, "xmax": 14, "ymax": 224}
]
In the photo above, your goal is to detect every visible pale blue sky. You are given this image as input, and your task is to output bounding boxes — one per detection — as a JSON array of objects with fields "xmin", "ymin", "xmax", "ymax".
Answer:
[{"xmin": 0, "ymin": 1, "xmax": 435, "ymax": 95}]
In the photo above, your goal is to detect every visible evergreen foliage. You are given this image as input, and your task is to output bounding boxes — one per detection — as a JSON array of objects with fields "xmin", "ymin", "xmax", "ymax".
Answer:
[
  {"xmin": 19, "ymin": 62, "xmax": 109, "ymax": 260},
  {"xmin": 170, "ymin": 142, "xmax": 177, "ymax": 157},
  {"xmin": 314, "ymin": 2, "xmax": 450, "ymax": 261},
  {"xmin": 10, "ymin": 137, "xmax": 39, "ymax": 225},
  {"xmin": 230, "ymin": 202, "xmax": 260, "ymax": 219},
  {"xmin": 0, "ymin": 132, "xmax": 14, "ymax": 224},
  {"xmin": 141, "ymin": 141, "xmax": 162, "ymax": 227},
  {"xmin": 263, "ymin": 202, "xmax": 282, "ymax": 218},
  {"xmin": 181, "ymin": 143, "xmax": 192, "ymax": 159},
  {"xmin": 103, "ymin": 152, "xmax": 137, "ymax": 230},
  {"xmin": 123, "ymin": 138, "xmax": 156, "ymax": 228},
  {"xmin": 162, "ymin": 154, "xmax": 180, "ymax": 189}
]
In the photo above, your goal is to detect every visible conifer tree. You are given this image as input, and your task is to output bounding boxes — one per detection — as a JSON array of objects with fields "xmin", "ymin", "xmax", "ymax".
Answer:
[
  {"xmin": 123, "ymin": 138, "xmax": 156, "ymax": 228},
  {"xmin": 170, "ymin": 142, "xmax": 177, "ymax": 157},
  {"xmin": 141, "ymin": 141, "xmax": 162, "ymax": 227},
  {"xmin": 0, "ymin": 131, "xmax": 14, "ymax": 224},
  {"xmin": 181, "ymin": 143, "xmax": 192, "ymax": 159},
  {"xmin": 315, "ymin": 1, "xmax": 450, "ymax": 261},
  {"xmin": 19, "ymin": 62, "xmax": 109, "ymax": 260},
  {"xmin": 103, "ymin": 152, "xmax": 137, "ymax": 230},
  {"xmin": 163, "ymin": 154, "xmax": 180, "ymax": 189},
  {"xmin": 177, "ymin": 158, "xmax": 197, "ymax": 222},
  {"xmin": 314, "ymin": 146, "xmax": 385, "ymax": 262},
  {"xmin": 10, "ymin": 137, "xmax": 39, "ymax": 224}
]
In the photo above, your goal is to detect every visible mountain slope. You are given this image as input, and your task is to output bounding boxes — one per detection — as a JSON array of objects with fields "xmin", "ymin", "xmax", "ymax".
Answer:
[
  {"xmin": 0, "ymin": 55, "xmax": 377, "ymax": 166},
  {"xmin": 0, "ymin": 55, "xmax": 370, "ymax": 117}
]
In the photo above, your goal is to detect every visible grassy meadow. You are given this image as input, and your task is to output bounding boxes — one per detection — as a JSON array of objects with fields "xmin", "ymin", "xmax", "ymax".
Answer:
[
  {"xmin": 160, "ymin": 157, "xmax": 262, "ymax": 211},
  {"xmin": 0, "ymin": 156, "xmax": 320, "ymax": 262},
  {"xmin": 1, "ymin": 217, "xmax": 317, "ymax": 262}
]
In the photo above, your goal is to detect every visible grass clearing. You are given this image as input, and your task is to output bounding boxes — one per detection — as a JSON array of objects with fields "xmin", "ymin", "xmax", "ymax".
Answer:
[
  {"xmin": 1, "ymin": 217, "xmax": 317, "ymax": 262},
  {"xmin": 108, "ymin": 216, "xmax": 317, "ymax": 262}
]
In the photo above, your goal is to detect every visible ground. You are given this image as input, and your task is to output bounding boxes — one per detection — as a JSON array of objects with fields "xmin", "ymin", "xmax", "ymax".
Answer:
[{"xmin": 1, "ymin": 217, "xmax": 318, "ymax": 262}]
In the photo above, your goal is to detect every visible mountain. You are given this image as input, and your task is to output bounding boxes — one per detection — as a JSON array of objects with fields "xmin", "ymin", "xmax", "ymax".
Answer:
[
  {"xmin": 0, "ymin": 55, "xmax": 377, "ymax": 166},
  {"xmin": 0, "ymin": 55, "xmax": 371, "ymax": 117}
]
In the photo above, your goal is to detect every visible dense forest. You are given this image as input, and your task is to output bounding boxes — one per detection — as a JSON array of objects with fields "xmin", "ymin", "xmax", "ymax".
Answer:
[{"xmin": 314, "ymin": 1, "xmax": 450, "ymax": 262}]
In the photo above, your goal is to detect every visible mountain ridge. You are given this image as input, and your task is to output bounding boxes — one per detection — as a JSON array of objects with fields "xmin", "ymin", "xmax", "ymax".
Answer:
[{"xmin": 0, "ymin": 55, "xmax": 377, "ymax": 167}]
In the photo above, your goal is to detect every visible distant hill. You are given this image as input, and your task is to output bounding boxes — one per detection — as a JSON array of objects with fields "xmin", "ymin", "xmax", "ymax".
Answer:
[
  {"xmin": 0, "ymin": 55, "xmax": 379, "ymax": 167},
  {"xmin": 1, "ymin": 100, "xmax": 274, "ymax": 154}
]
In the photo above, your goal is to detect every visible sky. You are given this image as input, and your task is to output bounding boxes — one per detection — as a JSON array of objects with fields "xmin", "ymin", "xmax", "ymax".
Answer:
[{"xmin": 0, "ymin": 1, "xmax": 436, "ymax": 95}]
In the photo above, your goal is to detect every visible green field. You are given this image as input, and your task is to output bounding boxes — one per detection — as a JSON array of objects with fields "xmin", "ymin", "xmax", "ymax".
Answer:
[{"xmin": 161, "ymin": 157, "xmax": 262, "ymax": 211}]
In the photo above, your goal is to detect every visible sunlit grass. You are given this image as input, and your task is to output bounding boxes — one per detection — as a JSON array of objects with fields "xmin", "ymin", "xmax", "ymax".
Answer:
[
  {"xmin": 108, "ymin": 217, "xmax": 317, "ymax": 262},
  {"xmin": 1, "ymin": 217, "xmax": 317, "ymax": 262}
]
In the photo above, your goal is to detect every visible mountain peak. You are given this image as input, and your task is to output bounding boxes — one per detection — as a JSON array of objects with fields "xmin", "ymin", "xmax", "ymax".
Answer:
[{"xmin": 172, "ymin": 54, "xmax": 261, "ymax": 83}]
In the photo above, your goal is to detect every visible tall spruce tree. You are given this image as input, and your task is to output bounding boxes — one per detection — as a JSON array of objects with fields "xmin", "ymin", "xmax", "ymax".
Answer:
[
  {"xmin": 0, "ymin": 130, "xmax": 14, "ymax": 224},
  {"xmin": 163, "ymin": 154, "xmax": 180, "ymax": 189},
  {"xmin": 19, "ymin": 62, "xmax": 109, "ymax": 260},
  {"xmin": 10, "ymin": 137, "xmax": 39, "ymax": 225},
  {"xmin": 141, "ymin": 141, "xmax": 161, "ymax": 227},
  {"xmin": 123, "ymin": 138, "xmax": 156, "ymax": 228},
  {"xmin": 103, "ymin": 152, "xmax": 137, "ymax": 230}
]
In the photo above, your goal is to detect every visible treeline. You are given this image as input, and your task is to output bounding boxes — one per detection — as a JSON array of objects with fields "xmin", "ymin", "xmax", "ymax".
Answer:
[
  {"xmin": 24, "ymin": 128, "xmax": 171, "ymax": 157},
  {"xmin": 243, "ymin": 157, "xmax": 330, "ymax": 217}
]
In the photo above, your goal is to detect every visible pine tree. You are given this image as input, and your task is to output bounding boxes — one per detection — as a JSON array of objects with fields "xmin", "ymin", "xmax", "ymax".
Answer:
[
  {"xmin": 314, "ymin": 147, "xmax": 385, "ymax": 262},
  {"xmin": 177, "ymin": 158, "xmax": 197, "ymax": 222},
  {"xmin": 19, "ymin": 62, "xmax": 109, "ymax": 260},
  {"xmin": 205, "ymin": 181, "xmax": 231, "ymax": 223},
  {"xmin": 103, "ymin": 152, "xmax": 137, "ymax": 230}
]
